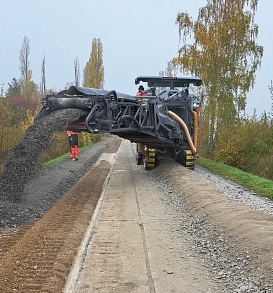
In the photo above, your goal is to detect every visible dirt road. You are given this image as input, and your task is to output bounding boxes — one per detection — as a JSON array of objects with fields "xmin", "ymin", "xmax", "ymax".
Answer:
[{"xmin": 1, "ymin": 137, "xmax": 273, "ymax": 292}]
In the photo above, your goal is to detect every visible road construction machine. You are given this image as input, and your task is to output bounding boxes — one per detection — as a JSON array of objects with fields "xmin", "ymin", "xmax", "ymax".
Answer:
[{"xmin": 35, "ymin": 76, "xmax": 202, "ymax": 170}]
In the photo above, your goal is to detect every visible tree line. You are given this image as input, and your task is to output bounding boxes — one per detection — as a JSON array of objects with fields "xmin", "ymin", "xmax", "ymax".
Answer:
[
  {"xmin": 1, "ymin": 37, "xmax": 104, "ymax": 98},
  {"xmin": 0, "ymin": 37, "xmax": 104, "ymax": 170}
]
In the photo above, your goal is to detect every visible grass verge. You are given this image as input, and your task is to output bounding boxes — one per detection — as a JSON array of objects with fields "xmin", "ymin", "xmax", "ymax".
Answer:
[
  {"xmin": 42, "ymin": 153, "xmax": 70, "ymax": 167},
  {"xmin": 197, "ymin": 157, "xmax": 273, "ymax": 200},
  {"xmin": 42, "ymin": 144, "xmax": 93, "ymax": 168}
]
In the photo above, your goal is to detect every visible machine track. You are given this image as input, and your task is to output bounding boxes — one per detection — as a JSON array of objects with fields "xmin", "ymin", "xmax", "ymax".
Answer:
[
  {"xmin": 184, "ymin": 149, "xmax": 196, "ymax": 170},
  {"xmin": 144, "ymin": 148, "xmax": 156, "ymax": 170}
]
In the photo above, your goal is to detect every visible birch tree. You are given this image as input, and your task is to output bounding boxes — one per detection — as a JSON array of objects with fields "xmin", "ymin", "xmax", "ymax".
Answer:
[
  {"xmin": 159, "ymin": 60, "xmax": 178, "ymax": 77},
  {"xmin": 173, "ymin": 0, "xmax": 263, "ymax": 156},
  {"xmin": 19, "ymin": 36, "xmax": 37, "ymax": 98}
]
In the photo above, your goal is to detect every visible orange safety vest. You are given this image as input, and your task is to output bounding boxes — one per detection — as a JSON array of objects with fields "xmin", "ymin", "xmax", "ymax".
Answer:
[{"xmin": 136, "ymin": 91, "xmax": 147, "ymax": 96}]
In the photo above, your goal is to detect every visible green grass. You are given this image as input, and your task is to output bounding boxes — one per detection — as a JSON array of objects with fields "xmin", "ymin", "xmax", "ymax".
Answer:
[
  {"xmin": 42, "ymin": 152, "xmax": 70, "ymax": 167},
  {"xmin": 197, "ymin": 157, "xmax": 273, "ymax": 200},
  {"xmin": 42, "ymin": 144, "xmax": 93, "ymax": 168}
]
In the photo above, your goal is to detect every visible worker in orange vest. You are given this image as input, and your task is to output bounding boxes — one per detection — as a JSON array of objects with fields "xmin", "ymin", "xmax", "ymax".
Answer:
[
  {"xmin": 136, "ymin": 85, "xmax": 147, "ymax": 97},
  {"xmin": 136, "ymin": 85, "xmax": 148, "ymax": 103},
  {"xmin": 66, "ymin": 130, "xmax": 79, "ymax": 161}
]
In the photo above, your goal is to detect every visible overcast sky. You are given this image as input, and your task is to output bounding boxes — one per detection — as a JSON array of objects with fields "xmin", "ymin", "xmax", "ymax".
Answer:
[{"xmin": 0, "ymin": 0, "xmax": 272, "ymax": 116}]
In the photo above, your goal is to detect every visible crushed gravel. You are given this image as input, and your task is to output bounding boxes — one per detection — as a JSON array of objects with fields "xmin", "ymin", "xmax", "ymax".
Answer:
[
  {"xmin": 0, "ymin": 135, "xmax": 117, "ymax": 228},
  {"xmin": 0, "ymin": 105, "xmax": 117, "ymax": 227},
  {"xmin": 152, "ymin": 160, "xmax": 273, "ymax": 293},
  {"xmin": 194, "ymin": 165, "xmax": 273, "ymax": 216},
  {"xmin": 0, "ymin": 108, "xmax": 88, "ymax": 202}
]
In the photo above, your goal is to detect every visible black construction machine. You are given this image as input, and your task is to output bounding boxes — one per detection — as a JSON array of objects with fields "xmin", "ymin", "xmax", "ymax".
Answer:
[{"xmin": 35, "ymin": 76, "xmax": 202, "ymax": 170}]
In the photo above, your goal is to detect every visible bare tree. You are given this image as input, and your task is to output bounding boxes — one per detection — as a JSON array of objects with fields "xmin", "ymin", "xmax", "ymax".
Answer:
[
  {"xmin": 74, "ymin": 56, "xmax": 80, "ymax": 86},
  {"xmin": 19, "ymin": 36, "xmax": 30, "ymax": 84},
  {"xmin": 41, "ymin": 53, "xmax": 46, "ymax": 96},
  {"xmin": 159, "ymin": 60, "xmax": 178, "ymax": 77},
  {"xmin": 19, "ymin": 36, "xmax": 37, "ymax": 98},
  {"xmin": 0, "ymin": 83, "xmax": 4, "ymax": 98}
]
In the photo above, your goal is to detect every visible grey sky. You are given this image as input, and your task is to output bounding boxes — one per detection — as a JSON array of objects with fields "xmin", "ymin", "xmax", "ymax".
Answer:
[{"xmin": 0, "ymin": 0, "xmax": 272, "ymax": 116}]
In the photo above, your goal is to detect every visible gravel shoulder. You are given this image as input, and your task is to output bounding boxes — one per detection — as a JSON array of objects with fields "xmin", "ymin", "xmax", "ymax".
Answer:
[
  {"xmin": 194, "ymin": 164, "xmax": 273, "ymax": 215},
  {"xmin": 153, "ymin": 159, "xmax": 273, "ymax": 292}
]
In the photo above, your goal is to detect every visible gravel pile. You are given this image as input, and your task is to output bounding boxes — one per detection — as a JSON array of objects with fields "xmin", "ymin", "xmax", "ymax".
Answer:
[
  {"xmin": 194, "ymin": 165, "xmax": 273, "ymax": 216},
  {"xmin": 0, "ymin": 135, "xmax": 117, "ymax": 227},
  {"xmin": 0, "ymin": 108, "xmax": 87, "ymax": 202}
]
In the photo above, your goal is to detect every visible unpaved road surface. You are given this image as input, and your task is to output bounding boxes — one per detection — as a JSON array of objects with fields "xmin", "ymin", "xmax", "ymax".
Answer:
[{"xmin": 1, "ymin": 136, "xmax": 273, "ymax": 292}]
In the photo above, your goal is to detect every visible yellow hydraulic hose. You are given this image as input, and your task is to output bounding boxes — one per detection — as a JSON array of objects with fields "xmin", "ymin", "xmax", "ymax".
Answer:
[
  {"xmin": 168, "ymin": 110, "xmax": 198, "ymax": 157},
  {"xmin": 137, "ymin": 143, "xmax": 147, "ymax": 156}
]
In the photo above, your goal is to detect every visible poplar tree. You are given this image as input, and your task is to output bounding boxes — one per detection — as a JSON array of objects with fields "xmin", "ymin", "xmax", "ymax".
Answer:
[
  {"xmin": 0, "ymin": 84, "xmax": 4, "ymax": 98},
  {"xmin": 41, "ymin": 53, "xmax": 46, "ymax": 96},
  {"xmin": 19, "ymin": 36, "xmax": 37, "ymax": 98},
  {"xmin": 269, "ymin": 80, "xmax": 273, "ymax": 120},
  {"xmin": 173, "ymin": 0, "xmax": 263, "ymax": 156},
  {"xmin": 83, "ymin": 38, "xmax": 104, "ymax": 89},
  {"xmin": 74, "ymin": 56, "xmax": 80, "ymax": 86}
]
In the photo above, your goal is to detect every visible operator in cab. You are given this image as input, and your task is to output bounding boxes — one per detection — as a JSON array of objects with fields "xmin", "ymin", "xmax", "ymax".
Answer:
[
  {"xmin": 136, "ymin": 85, "xmax": 147, "ymax": 96},
  {"xmin": 136, "ymin": 85, "xmax": 147, "ymax": 102}
]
